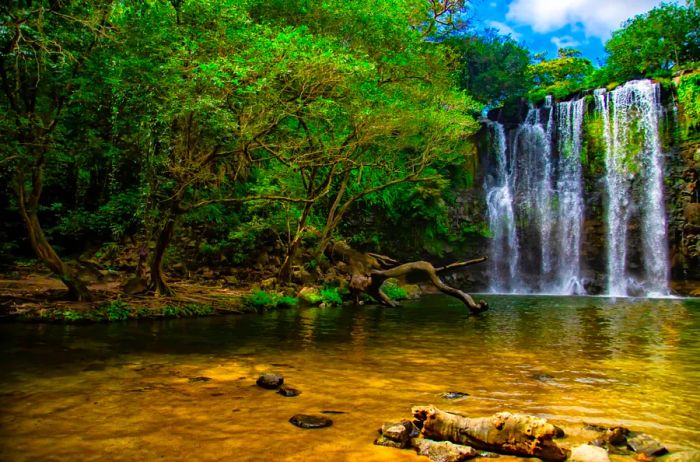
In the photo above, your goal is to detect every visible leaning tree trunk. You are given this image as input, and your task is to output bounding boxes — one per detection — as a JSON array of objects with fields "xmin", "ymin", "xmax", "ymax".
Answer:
[
  {"xmin": 17, "ymin": 187, "xmax": 91, "ymax": 301},
  {"xmin": 327, "ymin": 240, "xmax": 488, "ymax": 314}
]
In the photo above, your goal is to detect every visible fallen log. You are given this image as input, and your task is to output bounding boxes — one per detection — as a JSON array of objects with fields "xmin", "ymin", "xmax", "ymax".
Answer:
[
  {"xmin": 328, "ymin": 241, "xmax": 488, "ymax": 314},
  {"xmin": 412, "ymin": 406, "xmax": 569, "ymax": 462}
]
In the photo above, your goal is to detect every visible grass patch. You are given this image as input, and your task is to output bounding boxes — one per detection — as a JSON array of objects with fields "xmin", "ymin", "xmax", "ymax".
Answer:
[{"xmin": 242, "ymin": 290, "xmax": 298, "ymax": 312}]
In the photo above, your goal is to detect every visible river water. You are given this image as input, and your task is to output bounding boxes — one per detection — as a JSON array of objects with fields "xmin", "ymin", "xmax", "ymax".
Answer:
[{"xmin": 1, "ymin": 295, "xmax": 699, "ymax": 461}]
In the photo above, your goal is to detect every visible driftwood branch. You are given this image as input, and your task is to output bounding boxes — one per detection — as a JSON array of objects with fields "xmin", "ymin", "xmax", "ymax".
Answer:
[
  {"xmin": 412, "ymin": 406, "xmax": 569, "ymax": 461},
  {"xmin": 370, "ymin": 261, "xmax": 488, "ymax": 314},
  {"xmin": 327, "ymin": 240, "xmax": 488, "ymax": 314}
]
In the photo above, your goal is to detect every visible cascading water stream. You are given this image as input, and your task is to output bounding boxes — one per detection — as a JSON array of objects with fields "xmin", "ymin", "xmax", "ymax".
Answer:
[
  {"xmin": 553, "ymin": 98, "xmax": 585, "ymax": 294},
  {"xmin": 484, "ymin": 121, "xmax": 519, "ymax": 292},
  {"xmin": 595, "ymin": 80, "xmax": 669, "ymax": 296}
]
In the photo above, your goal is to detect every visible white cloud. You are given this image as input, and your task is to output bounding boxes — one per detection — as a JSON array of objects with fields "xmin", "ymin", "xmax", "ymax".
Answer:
[
  {"xmin": 551, "ymin": 35, "xmax": 581, "ymax": 49},
  {"xmin": 506, "ymin": 0, "xmax": 668, "ymax": 39},
  {"xmin": 486, "ymin": 20, "xmax": 522, "ymax": 40}
]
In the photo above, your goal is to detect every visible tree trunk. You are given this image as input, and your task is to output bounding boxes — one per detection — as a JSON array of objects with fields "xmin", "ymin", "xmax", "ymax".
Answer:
[
  {"xmin": 149, "ymin": 214, "xmax": 177, "ymax": 296},
  {"xmin": 19, "ymin": 198, "xmax": 92, "ymax": 301},
  {"xmin": 412, "ymin": 406, "xmax": 569, "ymax": 462},
  {"xmin": 279, "ymin": 201, "xmax": 314, "ymax": 282}
]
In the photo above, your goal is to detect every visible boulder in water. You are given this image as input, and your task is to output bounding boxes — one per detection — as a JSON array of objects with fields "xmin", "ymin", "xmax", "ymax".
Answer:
[{"xmin": 374, "ymin": 420, "xmax": 415, "ymax": 448}]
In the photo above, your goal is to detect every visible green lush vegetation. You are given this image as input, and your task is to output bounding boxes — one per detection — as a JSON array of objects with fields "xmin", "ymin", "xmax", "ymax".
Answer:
[{"xmin": 0, "ymin": 0, "xmax": 698, "ymax": 310}]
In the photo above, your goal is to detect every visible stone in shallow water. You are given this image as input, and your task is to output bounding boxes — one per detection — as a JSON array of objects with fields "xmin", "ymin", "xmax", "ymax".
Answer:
[
  {"xmin": 374, "ymin": 435, "xmax": 406, "ymax": 449},
  {"xmin": 627, "ymin": 433, "xmax": 667, "ymax": 457},
  {"xmin": 256, "ymin": 373, "xmax": 283, "ymax": 389},
  {"xmin": 277, "ymin": 385, "xmax": 300, "ymax": 397},
  {"xmin": 188, "ymin": 376, "xmax": 212, "ymax": 383},
  {"xmin": 289, "ymin": 414, "xmax": 332, "ymax": 429},
  {"xmin": 412, "ymin": 438, "xmax": 479, "ymax": 462},
  {"xmin": 321, "ymin": 410, "xmax": 346, "ymax": 415},
  {"xmin": 375, "ymin": 420, "xmax": 414, "ymax": 448},
  {"xmin": 570, "ymin": 444, "xmax": 610, "ymax": 462},
  {"xmin": 438, "ymin": 391, "xmax": 470, "ymax": 400}
]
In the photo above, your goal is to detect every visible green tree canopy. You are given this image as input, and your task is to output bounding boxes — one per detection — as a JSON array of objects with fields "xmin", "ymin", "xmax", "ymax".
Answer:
[
  {"xmin": 450, "ymin": 28, "xmax": 531, "ymax": 106},
  {"xmin": 604, "ymin": 3, "xmax": 700, "ymax": 81}
]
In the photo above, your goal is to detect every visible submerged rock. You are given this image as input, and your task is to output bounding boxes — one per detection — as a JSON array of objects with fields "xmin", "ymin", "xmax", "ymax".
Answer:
[
  {"xmin": 570, "ymin": 444, "xmax": 611, "ymax": 462},
  {"xmin": 439, "ymin": 391, "xmax": 470, "ymax": 400},
  {"xmin": 277, "ymin": 385, "xmax": 300, "ymax": 397},
  {"xmin": 627, "ymin": 433, "xmax": 668, "ymax": 457},
  {"xmin": 188, "ymin": 376, "xmax": 212, "ymax": 383},
  {"xmin": 256, "ymin": 373, "xmax": 283, "ymax": 389},
  {"xmin": 289, "ymin": 414, "xmax": 333, "ymax": 429},
  {"xmin": 412, "ymin": 438, "xmax": 479, "ymax": 462}
]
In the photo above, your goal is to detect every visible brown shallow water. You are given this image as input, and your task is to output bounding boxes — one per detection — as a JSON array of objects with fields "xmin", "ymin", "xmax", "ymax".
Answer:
[{"xmin": 1, "ymin": 295, "xmax": 699, "ymax": 461}]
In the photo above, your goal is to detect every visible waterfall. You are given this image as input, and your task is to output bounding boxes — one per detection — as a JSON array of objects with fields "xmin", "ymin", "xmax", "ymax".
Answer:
[
  {"xmin": 485, "ymin": 97, "xmax": 586, "ymax": 294},
  {"xmin": 511, "ymin": 101, "xmax": 555, "ymax": 291},
  {"xmin": 484, "ymin": 121, "xmax": 519, "ymax": 292},
  {"xmin": 596, "ymin": 80, "xmax": 669, "ymax": 296},
  {"xmin": 553, "ymin": 98, "xmax": 585, "ymax": 294},
  {"xmin": 484, "ymin": 79, "xmax": 668, "ymax": 296}
]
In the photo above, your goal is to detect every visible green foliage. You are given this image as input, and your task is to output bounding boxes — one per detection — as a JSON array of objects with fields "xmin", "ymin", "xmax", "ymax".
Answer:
[
  {"xmin": 61, "ymin": 310, "xmax": 83, "ymax": 322},
  {"xmin": 450, "ymin": 29, "xmax": 532, "ymax": 106},
  {"xmin": 161, "ymin": 304, "xmax": 214, "ymax": 317},
  {"xmin": 319, "ymin": 287, "xmax": 343, "ymax": 306},
  {"xmin": 527, "ymin": 48, "xmax": 594, "ymax": 101},
  {"xmin": 382, "ymin": 281, "xmax": 408, "ymax": 301},
  {"xmin": 242, "ymin": 291, "xmax": 298, "ymax": 311},
  {"xmin": 604, "ymin": 3, "xmax": 700, "ymax": 82},
  {"xmin": 95, "ymin": 300, "xmax": 131, "ymax": 321},
  {"xmin": 678, "ymin": 71, "xmax": 700, "ymax": 134}
]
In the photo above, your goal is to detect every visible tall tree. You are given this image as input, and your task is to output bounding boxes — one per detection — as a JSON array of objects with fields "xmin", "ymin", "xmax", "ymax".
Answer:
[
  {"xmin": 604, "ymin": 3, "xmax": 700, "ymax": 81},
  {"xmin": 0, "ymin": 0, "xmax": 114, "ymax": 300}
]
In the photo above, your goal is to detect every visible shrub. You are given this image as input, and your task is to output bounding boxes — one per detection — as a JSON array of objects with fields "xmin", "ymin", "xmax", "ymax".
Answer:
[{"xmin": 382, "ymin": 281, "xmax": 408, "ymax": 301}]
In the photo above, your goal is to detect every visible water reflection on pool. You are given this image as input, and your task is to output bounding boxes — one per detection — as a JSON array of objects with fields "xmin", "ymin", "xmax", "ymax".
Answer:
[{"xmin": 1, "ymin": 295, "xmax": 699, "ymax": 461}]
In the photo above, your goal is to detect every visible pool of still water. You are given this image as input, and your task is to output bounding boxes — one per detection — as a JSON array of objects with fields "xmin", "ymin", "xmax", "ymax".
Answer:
[{"xmin": 1, "ymin": 295, "xmax": 699, "ymax": 461}]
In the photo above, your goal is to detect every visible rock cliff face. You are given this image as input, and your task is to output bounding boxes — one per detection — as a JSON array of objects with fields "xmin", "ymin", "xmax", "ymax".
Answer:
[{"xmin": 471, "ymin": 81, "xmax": 700, "ymax": 296}]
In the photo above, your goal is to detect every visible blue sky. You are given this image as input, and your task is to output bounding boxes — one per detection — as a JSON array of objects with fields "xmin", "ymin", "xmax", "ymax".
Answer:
[{"xmin": 470, "ymin": 0, "xmax": 676, "ymax": 65}]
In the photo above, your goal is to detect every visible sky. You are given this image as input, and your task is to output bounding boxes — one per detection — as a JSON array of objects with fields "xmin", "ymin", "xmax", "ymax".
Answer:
[{"xmin": 471, "ymin": 0, "xmax": 678, "ymax": 65}]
